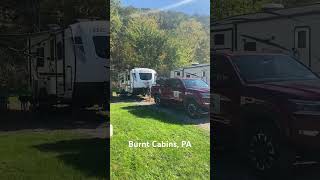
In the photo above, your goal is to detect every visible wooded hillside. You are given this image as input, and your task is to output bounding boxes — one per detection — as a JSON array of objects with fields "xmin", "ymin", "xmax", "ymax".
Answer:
[{"xmin": 110, "ymin": 0, "xmax": 210, "ymax": 79}]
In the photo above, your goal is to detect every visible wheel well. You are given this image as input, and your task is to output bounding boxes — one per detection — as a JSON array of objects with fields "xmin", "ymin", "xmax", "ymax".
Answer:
[
  {"xmin": 184, "ymin": 96, "xmax": 195, "ymax": 103},
  {"xmin": 239, "ymin": 104, "xmax": 285, "ymax": 139}
]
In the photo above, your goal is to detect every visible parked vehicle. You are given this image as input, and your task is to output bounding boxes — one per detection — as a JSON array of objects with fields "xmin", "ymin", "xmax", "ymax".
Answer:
[
  {"xmin": 117, "ymin": 68, "xmax": 157, "ymax": 96},
  {"xmin": 170, "ymin": 63, "xmax": 210, "ymax": 86},
  {"xmin": 151, "ymin": 78, "xmax": 210, "ymax": 118},
  {"xmin": 212, "ymin": 51, "xmax": 320, "ymax": 177},
  {"xmin": 28, "ymin": 20, "xmax": 109, "ymax": 109},
  {"xmin": 212, "ymin": 3, "xmax": 320, "ymax": 75}
]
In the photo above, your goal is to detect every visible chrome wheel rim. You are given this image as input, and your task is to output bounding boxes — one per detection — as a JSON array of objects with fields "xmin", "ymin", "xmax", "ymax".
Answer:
[
  {"xmin": 187, "ymin": 103, "xmax": 197, "ymax": 117},
  {"xmin": 248, "ymin": 131, "xmax": 276, "ymax": 171}
]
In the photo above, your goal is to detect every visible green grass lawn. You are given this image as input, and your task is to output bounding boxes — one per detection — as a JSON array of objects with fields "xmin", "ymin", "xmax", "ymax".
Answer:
[
  {"xmin": 111, "ymin": 103, "xmax": 210, "ymax": 179},
  {"xmin": 0, "ymin": 130, "xmax": 106, "ymax": 180}
]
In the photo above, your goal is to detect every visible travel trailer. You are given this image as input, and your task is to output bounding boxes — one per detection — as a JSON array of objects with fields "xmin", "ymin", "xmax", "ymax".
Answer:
[
  {"xmin": 117, "ymin": 68, "xmax": 157, "ymax": 95},
  {"xmin": 212, "ymin": 3, "xmax": 320, "ymax": 74},
  {"xmin": 28, "ymin": 20, "xmax": 109, "ymax": 108},
  {"xmin": 170, "ymin": 63, "xmax": 210, "ymax": 85}
]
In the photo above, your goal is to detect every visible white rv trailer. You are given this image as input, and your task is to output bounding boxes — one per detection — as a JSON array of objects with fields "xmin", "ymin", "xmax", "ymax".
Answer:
[
  {"xmin": 28, "ymin": 20, "xmax": 109, "ymax": 107},
  {"xmin": 212, "ymin": 3, "xmax": 320, "ymax": 74},
  {"xmin": 170, "ymin": 63, "xmax": 210, "ymax": 85},
  {"xmin": 117, "ymin": 68, "xmax": 157, "ymax": 95}
]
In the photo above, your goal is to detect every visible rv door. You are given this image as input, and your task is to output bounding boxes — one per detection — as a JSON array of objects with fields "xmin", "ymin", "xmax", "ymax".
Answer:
[{"xmin": 294, "ymin": 27, "xmax": 310, "ymax": 67}]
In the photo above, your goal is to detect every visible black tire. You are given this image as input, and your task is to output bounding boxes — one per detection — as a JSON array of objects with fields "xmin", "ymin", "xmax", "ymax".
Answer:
[
  {"xmin": 154, "ymin": 94, "xmax": 162, "ymax": 106},
  {"xmin": 185, "ymin": 100, "xmax": 200, "ymax": 119},
  {"xmin": 245, "ymin": 121, "xmax": 295, "ymax": 178}
]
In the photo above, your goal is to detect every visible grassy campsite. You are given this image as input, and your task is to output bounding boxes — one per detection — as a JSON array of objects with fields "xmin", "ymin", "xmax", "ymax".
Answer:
[{"xmin": 110, "ymin": 103, "xmax": 210, "ymax": 179}]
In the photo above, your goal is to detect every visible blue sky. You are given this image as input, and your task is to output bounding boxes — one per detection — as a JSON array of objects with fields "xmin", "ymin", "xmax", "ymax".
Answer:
[{"xmin": 120, "ymin": 0, "xmax": 210, "ymax": 16}]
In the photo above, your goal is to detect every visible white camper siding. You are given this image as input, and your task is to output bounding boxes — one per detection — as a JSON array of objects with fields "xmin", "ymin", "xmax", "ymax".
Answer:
[
  {"xmin": 30, "ymin": 34, "xmax": 51, "ymax": 77},
  {"xmin": 184, "ymin": 66, "xmax": 210, "ymax": 86},
  {"xmin": 28, "ymin": 20, "xmax": 109, "ymax": 107},
  {"xmin": 70, "ymin": 21, "xmax": 109, "ymax": 83},
  {"xmin": 237, "ymin": 19, "xmax": 293, "ymax": 53},
  {"xmin": 170, "ymin": 64, "xmax": 210, "ymax": 85},
  {"xmin": 117, "ymin": 68, "xmax": 157, "ymax": 94},
  {"xmin": 212, "ymin": 4, "xmax": 320, "ymax": 75},
  {"xmin": 170, "ymin": 69, "xmax": 183, "ymax": 78},
  {"xmin": 235, "ymin": 15, "xmax": 320, "ymax": 74},
  {"xmin": 30, "ymin": 33, "xmax": 57, "ymax": 95}
]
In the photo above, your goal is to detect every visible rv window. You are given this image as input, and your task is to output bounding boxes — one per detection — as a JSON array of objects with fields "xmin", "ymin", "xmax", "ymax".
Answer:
[
  {"xmin": 139, "ymin": 73, "xmax": 152, "ymax": 80},
  {"xmin": 37, "ymin": 47, "xmax": 45, "ymax": 67},
  {"xmin": 176, "ymin": 72, "xmax": 180, "ymax": 76},
  {"xmin": 93, "ymin": 36, "xmax": 109, "ymax": 58},
  {"xmin": 186, "ymin": 74, "xmax": 190, "ymax": 78},
  {"xmin": 214, "ymin": 34, "xmax": 225, "ymax": 45},
  {"xmin": 244, "ymin": 42, "xmax": 256, "ymax": 51},
  {"xmin": 56, "ymin": 42, "xmax": 63, "ymax": 60},
  {"xmin": 202, "ymin": 71, "xmax": 206, "ymax": 77},
  {"xmin": 298, "ymin": 31, "xmax": 306, "ymax": 48}
]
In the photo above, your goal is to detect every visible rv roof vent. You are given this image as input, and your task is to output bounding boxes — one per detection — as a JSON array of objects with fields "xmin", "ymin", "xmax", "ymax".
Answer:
[
  {"xmin": 191, "ymin": 62, "xmax": 200, "ymax": 66},
  {"xmin": 262, "ymin": 3, "xmax": 284, "ymax": 11}
]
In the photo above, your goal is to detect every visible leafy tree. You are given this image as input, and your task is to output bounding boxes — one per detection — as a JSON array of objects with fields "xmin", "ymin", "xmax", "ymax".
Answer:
[
  {"xmin": 171, "ymin": 19, "xmax": 208, "ymax": 66},
  {"xmin": 111, "ymin": 3, "xmax": 210, "ymax": 78}
]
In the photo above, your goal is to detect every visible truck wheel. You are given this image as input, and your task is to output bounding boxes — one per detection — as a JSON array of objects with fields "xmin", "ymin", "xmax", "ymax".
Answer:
[
  {"xmin": 154, "ymin": 95, "xmax": 162, "ymax": 106},
  {"xmin": 185, "ymin": 100, "xmax": 199, "ymax": 119},
  {"xmin": 246, "ymin": 121, "xmax": 294, "ymax": 178}
]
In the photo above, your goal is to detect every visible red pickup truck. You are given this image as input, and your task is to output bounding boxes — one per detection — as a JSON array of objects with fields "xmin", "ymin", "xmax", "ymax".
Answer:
[
  {"xmin": 213, "ymin": 51, "xmax": 320, "ymax": 177},
  {"xmin": 151, "ymin": 78, "xmax": 210, "ymax": 118}
]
